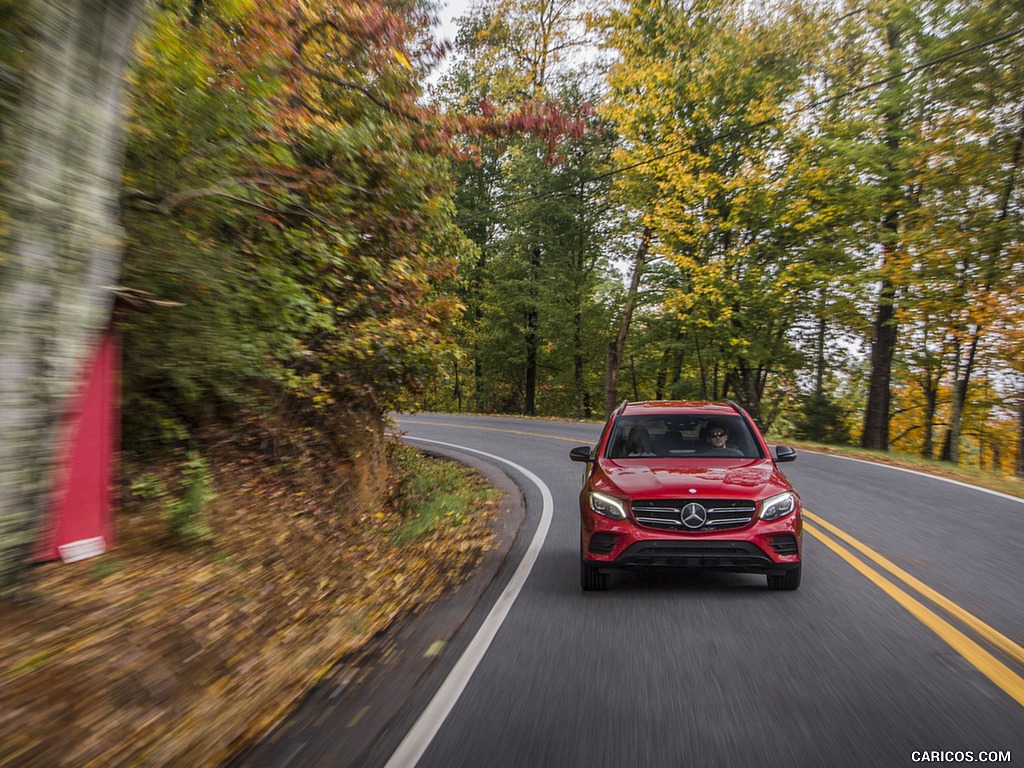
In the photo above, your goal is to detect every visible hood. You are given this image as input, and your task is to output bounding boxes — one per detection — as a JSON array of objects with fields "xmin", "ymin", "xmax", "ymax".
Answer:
[{"xmin": 596, "ymin": 458, "xmax": 790, "ymax": 500}]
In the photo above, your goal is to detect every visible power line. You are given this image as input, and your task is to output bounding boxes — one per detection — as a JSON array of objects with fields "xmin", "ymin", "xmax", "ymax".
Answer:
[{"xmin": 454, "ymin": 23, "xmax": 1024, "ymax": 224}]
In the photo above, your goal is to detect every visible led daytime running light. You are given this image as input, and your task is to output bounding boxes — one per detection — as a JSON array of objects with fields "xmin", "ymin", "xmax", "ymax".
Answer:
[
  {"xmin": 760, "ymin": 491, "xmax": 796, "ymax": 521},
  {"xmin": 590, "ymin": 491, "xmax": 628, "ymax": 520}
]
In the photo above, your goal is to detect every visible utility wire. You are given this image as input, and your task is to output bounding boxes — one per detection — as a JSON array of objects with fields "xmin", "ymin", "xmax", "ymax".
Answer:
[{"xmin": 455, "ymin": 23, "xmax": 1024, "ymax": 224}]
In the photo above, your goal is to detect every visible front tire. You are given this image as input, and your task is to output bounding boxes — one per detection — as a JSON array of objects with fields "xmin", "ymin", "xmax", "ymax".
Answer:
[
  {"xmin": 581, "ymin": 559, "xmax": 609, "ymax": 591},
  {"xmin": 767, "ymin": 564, "xmax": 801, "ymax": 591}
]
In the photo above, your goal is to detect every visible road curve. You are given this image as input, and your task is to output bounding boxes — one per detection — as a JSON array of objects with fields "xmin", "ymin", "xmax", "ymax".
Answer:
[
  {"xmin": 385, "ymin": 413, "xmax": 1024, "ymax": 768},
  {"xmin": 237, "ymin": 412, "xmax": 1024, "ymax": 768}
]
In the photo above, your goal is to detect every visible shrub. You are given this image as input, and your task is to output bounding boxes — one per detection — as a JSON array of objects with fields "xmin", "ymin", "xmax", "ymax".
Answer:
[
  {"xmin": 794, "ymin": 391, "xmax": 852, "ymax": 445},
  {"xmin": 163, "ymin": 453, "xmax": 214, "ymax": 545}
]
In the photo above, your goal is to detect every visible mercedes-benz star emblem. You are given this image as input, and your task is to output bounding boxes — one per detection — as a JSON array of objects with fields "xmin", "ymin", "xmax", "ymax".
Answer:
[{"xmin": 680, "ymin": 502, "xmax": 707, "ymax": 529}]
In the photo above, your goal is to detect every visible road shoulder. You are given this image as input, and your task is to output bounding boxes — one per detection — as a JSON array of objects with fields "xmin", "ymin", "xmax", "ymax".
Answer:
[{"xmin": 229, "ymin": 446, "xmax": 528, "ymax": 768}]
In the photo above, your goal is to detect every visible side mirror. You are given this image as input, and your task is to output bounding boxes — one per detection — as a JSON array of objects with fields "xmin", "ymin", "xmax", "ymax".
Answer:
[
  {"xmin": 569, "ymin": 445, "xmax": 594, "ymax": 463},
  {"xmin": 774, "ymin": 445, "xmax": 797, "ymax": 463}
]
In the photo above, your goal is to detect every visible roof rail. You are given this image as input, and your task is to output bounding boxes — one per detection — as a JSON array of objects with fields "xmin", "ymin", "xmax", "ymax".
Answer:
[{"xmin": 616, "ymin": 400, "xmax": 629, "ymax": 416}]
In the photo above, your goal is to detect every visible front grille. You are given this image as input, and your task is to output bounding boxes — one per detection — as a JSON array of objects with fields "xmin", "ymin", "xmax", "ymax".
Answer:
[
  {"xmin": 631, "ymin": 498, "xmax": 756, "ymax": 533},
  {"xmin": 615, "ymin": 540, "xmax": 774, "ymax": 571}
]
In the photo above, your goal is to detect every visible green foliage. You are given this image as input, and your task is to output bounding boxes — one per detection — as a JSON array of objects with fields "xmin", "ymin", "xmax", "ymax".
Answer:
[
  {"xmin": 597, "ymin": 0, "xmax": 829, "ymax": 427},
  {"xmin": 129, "ymin": 473, "xmax": 168, "ymax": 502},
  {"xmin": 387, "ymin": 442, "xmax": 497, "ymax": 544},
  {"xmin": 435, "ymin": 3, "xmax": 619, "ymax": 417},
  {"xmin": 113, "ymin": 0, "xmax": 1024, "ymax": 475},
  {"xmin": 90, "ymin": 556, "xmax": 123, "ymax": 580},
  {"xmin": 794, "ymin": 392, "xmax": 853, "ymax": 445},
  {"xmin": 119, "ymin": 0, "xmax": 470, "ymax": 454},
  {"xmin": 163, "ymin": 453, "xmax": 214, "ymax": 546},
  {"xmin": 128, "ymin": 453, "xmax": 214, "ymax": 546}
]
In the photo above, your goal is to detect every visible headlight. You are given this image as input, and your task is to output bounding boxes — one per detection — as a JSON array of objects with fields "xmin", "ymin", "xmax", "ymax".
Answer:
[
  {"xmin": 589, "ymin": 491, "xmax": 628, "ymax": 520},
  {"xmin": 760, "ymin": 491, "xmax": 796, "ymax": 521}
]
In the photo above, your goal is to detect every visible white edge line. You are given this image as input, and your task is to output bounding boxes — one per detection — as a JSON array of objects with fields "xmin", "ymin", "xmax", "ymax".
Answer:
[
  {"xmin": 804, "ymin": 450, "xmax": 1024, "ymax": 505},
  {"xmin": 382, "ymin": 436, "xmax": 554, "ymax": 768}
]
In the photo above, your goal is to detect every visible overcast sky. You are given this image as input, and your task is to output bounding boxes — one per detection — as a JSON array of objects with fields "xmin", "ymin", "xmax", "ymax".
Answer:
[{"xmin": 434, "ymin": 0, "xmax": 470, "ymax": 44}]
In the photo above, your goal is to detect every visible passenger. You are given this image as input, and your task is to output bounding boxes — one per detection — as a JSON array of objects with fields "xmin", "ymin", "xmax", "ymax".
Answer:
[{"xmin": 626, "ymin": 425, "xmax": 653, "ymax": 457}]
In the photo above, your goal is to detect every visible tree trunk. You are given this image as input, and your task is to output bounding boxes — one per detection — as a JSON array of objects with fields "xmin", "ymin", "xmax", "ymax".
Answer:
[
  {"xmin": 470, "ymin": 245, "xmax": 488, "ymax": 413},
  {"xmin": 921, "ymin": 370, "xmax": 938, "ymax": 460},
  {"xmin": 524, "ymin": 310, "xmax": 538, "ymax": 415},
  {"xmin": 940, "ymin": 330, "xmax": 981, "ymax": 464},
  {"xmin": 572, "ymin": 305, "xmax": 585, "ymax": 420},
  {"xmin": 0, "ymin": 0, "xmax": 145, "ymax": 597},
  {"xmin": 814, "ymin": 312, "xmax": 826, "ymax": 396},
  {"xmin": 453, "ymin": 358, "xmax": 462, "ymax": 413},
  {"xmin": 861, "ymin": 22, "xmax": 907, "ymax": 453},
  {"xmin": 655, "ymin": 329, "xmax": 683, "ymax": 401},
  {"xmin": 1016, "ymin": 397, "xmax": 1024, "ymax": 479},
  {"xmin": 523, "ymin": 246, "xmax": 541, "ymax": 416},
  {"xmin": 861, "ymin": 273, "xmax": 898, "ymax": 451},
  {"xmin": 473, "ymin": 354, "xmax": 485, "ymax": 412},
  {"xmin": 604, "ymin": 226, "xmax": 650, "ymax": 417},
  {"xmin": 725, "ymin": 365, "xmax": 764, "ymax": 428}
]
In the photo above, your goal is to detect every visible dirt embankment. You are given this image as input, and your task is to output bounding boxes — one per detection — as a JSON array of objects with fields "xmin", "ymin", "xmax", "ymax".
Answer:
[{"xmin": 0, "ymin": 435, "xmax": 498, "ymax": 768}]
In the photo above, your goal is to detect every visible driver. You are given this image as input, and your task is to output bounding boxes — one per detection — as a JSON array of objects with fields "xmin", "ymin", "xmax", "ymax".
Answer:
[{"xmin": 705, "ymin": 422, "xmax": 729, "ymax": 450}]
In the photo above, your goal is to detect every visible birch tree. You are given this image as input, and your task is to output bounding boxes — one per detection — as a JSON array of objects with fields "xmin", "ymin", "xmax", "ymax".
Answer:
[{"xmin": 0, "ymin": 0, "xmax": 146, "ymax": 596}]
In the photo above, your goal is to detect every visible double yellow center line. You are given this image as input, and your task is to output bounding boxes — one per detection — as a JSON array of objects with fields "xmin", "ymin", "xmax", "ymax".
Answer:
[
  {"xmin": 397, "ymin": 417, "xmax": 1024, "ymax": 706},
  {"xmin": 805, "ymin": 512, "xmax": 1024, "ymax": 707}
]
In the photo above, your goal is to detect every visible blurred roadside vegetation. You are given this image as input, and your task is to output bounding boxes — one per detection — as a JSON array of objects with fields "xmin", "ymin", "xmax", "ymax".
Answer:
[
  {"xmin": 0, "ymin": 435, "xmax": 498, "ymax": 767},
  {"xmin": 0, "ymin": 0, "xmax": 25, "ymax": 238},
  {"xmin": 116, "ymin": 0, "xmax": 468, "ymax": 495},
  {"xmin": 389, "ymin": 443, "xmax": 501, "ymax": 544}
]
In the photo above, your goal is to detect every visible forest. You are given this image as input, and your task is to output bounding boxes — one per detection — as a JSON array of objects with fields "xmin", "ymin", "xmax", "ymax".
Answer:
[
  {"xmin": 1, "ymin": 0, "xmax": 1022, "ymax": 591},
  {"xmin": 426, "ymin": 0, "xmax": 1024, "ymax": 475}
]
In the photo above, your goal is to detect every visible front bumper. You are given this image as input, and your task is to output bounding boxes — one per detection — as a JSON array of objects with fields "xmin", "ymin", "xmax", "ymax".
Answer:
[
  {"xmin": 581, "ymin": 509, "xmax": 802, "ymax": 574},
  {"xmin": 613, "ymin": 540, "xmax": 797, "ymax": 574}
]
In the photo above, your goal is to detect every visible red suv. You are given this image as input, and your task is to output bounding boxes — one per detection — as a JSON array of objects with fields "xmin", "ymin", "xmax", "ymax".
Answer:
[{"xmin": 570, "ymin": 401, "xmax": 802, "ymax": 591}]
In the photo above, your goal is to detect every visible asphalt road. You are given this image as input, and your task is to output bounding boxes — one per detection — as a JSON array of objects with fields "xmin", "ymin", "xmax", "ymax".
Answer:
[{"xmin": 242, "ymin": 412, "xmax": 1024, "ymax": 768}]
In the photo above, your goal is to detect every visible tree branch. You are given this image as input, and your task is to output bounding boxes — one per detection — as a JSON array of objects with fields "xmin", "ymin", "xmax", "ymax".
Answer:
[{"xmin": 297, "ymin": 63, "xmax": 422, "ymax": 123}]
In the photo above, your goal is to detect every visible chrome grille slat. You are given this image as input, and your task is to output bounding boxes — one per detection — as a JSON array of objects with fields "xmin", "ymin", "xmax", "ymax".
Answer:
[
  {"xmin": 705, "ymin": 517, "xmax": 751, "ymax": 527},
  {"xmin": 631, "ymin": 498, "xmax": 756, "ymax": 533}
]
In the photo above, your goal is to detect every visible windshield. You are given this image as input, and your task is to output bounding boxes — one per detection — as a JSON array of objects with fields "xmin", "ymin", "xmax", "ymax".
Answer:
[{"xmin": 604, "ymin": 413, "xmax": 764, "ymax": 460}]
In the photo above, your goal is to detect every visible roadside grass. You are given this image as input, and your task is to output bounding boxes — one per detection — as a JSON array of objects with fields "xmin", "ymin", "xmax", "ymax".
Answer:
[
  {"xmin": 777, "ymin": 437, "xmax": 1024, "ymax": 501},
  {"xmin": 388, "ymin": 442, "xmax": 500, "ymax": 544}
]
